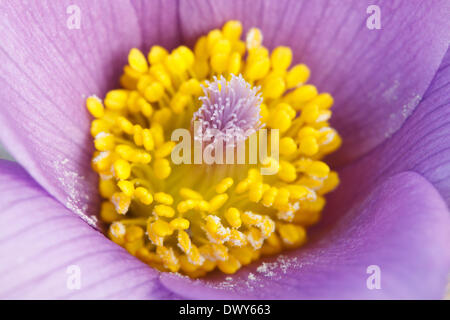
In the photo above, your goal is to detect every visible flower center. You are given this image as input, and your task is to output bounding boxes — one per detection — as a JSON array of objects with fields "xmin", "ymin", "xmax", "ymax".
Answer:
[
  {"xmin": 193, "ymin": 74, "xmax": 262, "ymax": 148},
  {"xmin": 87, "ymin": 20, "xmax": 341, "ymax": 277}
]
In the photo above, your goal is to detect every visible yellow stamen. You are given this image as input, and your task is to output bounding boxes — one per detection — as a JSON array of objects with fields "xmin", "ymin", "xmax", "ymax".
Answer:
[
  {"xmin": 152, "ymin": 219, "xmax": 174, "ymax": 237},
  {"xmin": 134, "ymin": 187, "xmax": 153, "ymax": 205},
  {"xmin": 128, "ymin": 48, "xmax": 148, "ymax": 73},
  {"xmin": 100, "ymin": 201, "xmax": 121, "ymax": 223},
  {"xmin": 117, "ymin": 180, "xmax": 135, "ymax": 197},
  {"xmin": 104, "ymin": 89, "xmax": 128, "ymax": 110},
  {"xmin": 224, "ymin": 207, "xmax": 242, "ymax": 228},
  {"xmin": 111, "ymin": 192, "xmax": 131, "ymax": 215},
  {"xmin": 94, "ymin": 132, "xmax": 115, "ymax": 151},
  {"xmin": 113, "ymin": 159, "xmax": 131, "ymax": 180},
  {"xmin": 286, "ymin": 64, "xmax": 310, "ymax": 89},
  {"xmin": 154, "ymin": 192, "xmax": 174, "ymax": 205},
  {"xmin": 170, "ymin": 217, "xmax": 190, "ymax": 230},
  {"xmin": 86, "ymin": 96, "xmax": 104, "ymax": 118},
  {"xmin": 153, "ymin": 204, "xmax": 175, "ymax": 218},
  {"xmin": 99, "ymin": 177, "xmax": 117, "ymax": 199},
  {"xmin": 88, "ymin": 20, "xmax": 341, "ymax": 277}
]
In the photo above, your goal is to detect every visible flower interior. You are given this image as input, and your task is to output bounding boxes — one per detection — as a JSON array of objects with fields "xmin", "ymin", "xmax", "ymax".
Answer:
[{"xmin": 87, "ymin": 21, "xmax": 341, "ymax": 277}]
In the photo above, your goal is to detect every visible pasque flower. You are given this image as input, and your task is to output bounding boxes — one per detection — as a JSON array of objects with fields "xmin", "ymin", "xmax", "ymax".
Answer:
[{"xmin": 0, "ymin": 0, "xmax": 449, "ymax": 299}]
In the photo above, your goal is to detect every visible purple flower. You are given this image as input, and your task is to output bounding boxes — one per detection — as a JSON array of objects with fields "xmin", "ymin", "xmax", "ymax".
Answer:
[{"xmin": 0, "ymin": 0, "xmax": 449, "ymax": 299}]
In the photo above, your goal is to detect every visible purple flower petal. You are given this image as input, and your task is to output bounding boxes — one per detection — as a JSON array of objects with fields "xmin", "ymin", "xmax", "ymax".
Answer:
[
  {"xmin": 0, "ymin": 159, "xmax": 181, "ymax": 299},
  {"xmin": 327, "ymin": 47, "xmax": 450, "ymax": 218},
  {"xmin": 178, "ymin": 0, "xmax": 450, "ymax": 166},
  {"xmin": 130, "ymin": 0, "xmax": 180, "ymax": 50},
  {"xmin": 0, "ymin": 0, "xmax": 143, "ymax": 225},
  {"xmin": 0, "ymin": 1, "xmax": 448, "ymax": 300},
  {"xmin": 160, "ymin": 171, "xmax": 450, "ymax": 299}
]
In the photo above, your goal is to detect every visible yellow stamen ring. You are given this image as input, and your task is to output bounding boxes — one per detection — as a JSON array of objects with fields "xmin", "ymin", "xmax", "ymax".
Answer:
[{"xmin": 87, "ymin": 20, "xmax": 341, "ymax": 277}]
